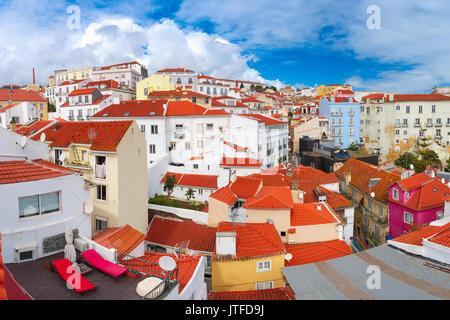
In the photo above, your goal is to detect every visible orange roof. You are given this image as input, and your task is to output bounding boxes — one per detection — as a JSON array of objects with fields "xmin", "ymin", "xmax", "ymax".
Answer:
[
  {"xmin": 223, "ymin": 140, "xmax": 248, "ymax": 152},
  {"xmin": 120, "ymin": 252, "xmax": 201, "ymax": 293},
  {"xmin": 208, "ymin": 288, "xmax": 294, "ymax": 300},
  {"xmin": 214, "ymin": 222, "xmax": 285, "ymax": 261},
  {"xmin": 336, "ymin": 159, "xmax": 401, "ymax": 203},
  {"xmin": 285, "ymin": 240, "xmax": 352, "ymax": 266},
  {"xmin": 0, "ymin": 160, "xmax": 72, "ymax": 185},
  {"xmin": 391, "ymin": 223, "xmax": 450, "ymax": 246},
  {"xmin": 210, "ymin": 187, "xmax": 238, "ymax": 205},
  {"xmin": 147, "ymin": 217, "xmax": 217, "ymax": 253},
  {"xmin": 147, "ymin": 89, "xmax": 209, "ymax": 98},
  {"xmin": 230, "ymin": 176, "xmax": 262, "ymax": 199},
  {"xmin": 243, "ymin": 186, "xmax": 294, "ymax": 209},
  {"xmin": 397, "ymin": 172, "xmax": 433, "ymax": 191},
  {"xmin": 427, "ymin": 224, "xmax": 450, "ymax": 248},
  {"xmin": 29, "ymin": 120, "xmax": 133, "ymax": 152},
  {"xmin": 84, "ymin": 80, "xmax": 119, "ymax": 89},
  {"xmin": 68, "ymin": 88, "xmax": 96, "ymax": 96},
  {"xmin": 14, "ymin": 120, "xmax": 53, "ymax": 136},
  {"xmin": 391, "ymin": 177, "xmax": 450, "ymax": 211},
  {"xmin": 290, "ymin": 203, "xmax": 343, "ymax": 226},
  {"xmin": 0, "ymin": 89, "xmax": 46, "ymax": 102},
  {"xmin": 385, "ymin": 94, "xmax": 450, "ymax": 102},
  {"xmin": 294, "ymin": 165, "xmax": 339, "ymax": 186},
  {"xmin": 247, "ymin": 173, "xmax": 292, "ymax": 187},
  {"xmin": 240, "ymin": 113, "xmax": 287, "ymax": 126},
  {"xmin": 361, "ymin": 93, "xmax": 384, "ymax": 101},
  {"xmin": 298, "ymin": 184, "xmax": 353, "ymax": 209},
  {"xmin": 92, "ymin": 224, "xmax": 145, "ymax": 254},
  {"xmin": 220, "ymin": 157, "xmax": 262, "ymax": 167},
  {"xmin": 0, "ymin": 233, "xmax": 6, "ymax": 300},
  {"xmin": 161, "ymin": 172, "xmax": 218, "ymax": 189},
  {"xmin": 157, "ymin": 68, "xmax": 194, "ymax": 73}
]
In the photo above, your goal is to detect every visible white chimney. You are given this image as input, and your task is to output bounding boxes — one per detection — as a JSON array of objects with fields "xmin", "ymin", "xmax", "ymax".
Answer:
[
  {"xmin": 316, "ymin": 204, "xmax": 322, "ymax": 211},
  {"xmin": 215, "ymin": 232, "xmax": 236, "ymax": 256}
]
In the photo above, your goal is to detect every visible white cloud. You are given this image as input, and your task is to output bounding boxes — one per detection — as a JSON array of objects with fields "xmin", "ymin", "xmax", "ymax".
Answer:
[{"xmin": 0, "ymin": 1, "xmax": 286, "ymax": 88}]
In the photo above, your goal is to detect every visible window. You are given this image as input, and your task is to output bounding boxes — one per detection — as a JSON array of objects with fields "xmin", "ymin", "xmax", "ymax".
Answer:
[
  {"xmin": 437, "ymin": 211, "xmax": 444, "ymax": 220},
  {"xmin": 140, "ymin": 125, "xmax": 145, "ymax": 132},
  {"xmin": 206, "ymin": 123, "xmax": 213, "ymax": 130},
  {"xmin": 374, "ymin": 225, "xmax": 380, "ymax": 241},
  {"xmin": 406, "ymin": 106, "xmax": 410, "ymax": 113},
  {"xmin": 436, "ymin": 129, "xmax": 441, "ymax": 137},
  {"xmin": 175, "ymin": 124, "xmax": 183, "ymax": 130},
  {"xmin": 432, "ymin": 105, "xmax": 436, "ymax": 113},
  {"xmin": 193, "ymin": 164, "xmax": 199, "ymax": 169},
  {"xmin": 396, "ymin": 105, "xmax": 400, "ymax": 111},
  {"xmin": 368, "ymin": 198, "xmax": 372, "ymax": 212},
  {"xmin": 18, "ymin": 249, "xmax": 35, "ymax": 263},
  {"xmin": 95, "ymin": 155, "xmax": 107, "ymax": 179},
  {"xmin": 151, "ymin": 125, "xmax": 158, "ymax": 134},
  {"xmin": 55, "ymin": 149, "xmax": 63, "ymax": 165},
  {"xmin": 169, "ymin": 142, "xmax": 176, "ymax": 150},
  {"xmin": 378, "ymin": 205, "xmax": 383, "ymax": 219},
  {"xmin": 95, "ymin": 216, "xmax": 108, "ymax": 232},
  {"xmin": 418, "ymin": 105, "xmax": 422, "ymax": 113},
  {"xmin": 192, "ymin": 97, "xmax": 197, "ymax": 104},
  {"xmin": 256, "ymin": 260, "xmax": 272, "ymax": 272},
  {"xmin": 19, "ymin": 191, "xmax": 60, "ymax": 218},
  {"xmin": 197, "ymin": 140, "xmax": 203, "ymax": 148},
  {"xmin": 256, "ymin": 281, "xmax": 273, "ymax": 291},
  {"xmin": 144, "ymin": 88, "xmax": 148, "ymax": 96},
  {"xmin": 185, "ymin": 142, "xmax": 191, "ymax": 150},
  {"xmin": 404, "ymin": 212, "xmax": 413, "ymax": 224},
  {"xmin": 393, "ymin": 189, "xmax": 399, "ymax": 200},
  {"xmin": 96, "ymin": 185, "xmax": 107, "ymax": 201},
  {"xmin": 149, "ymin": 144, "xmax": 156, "ymax": 154}
]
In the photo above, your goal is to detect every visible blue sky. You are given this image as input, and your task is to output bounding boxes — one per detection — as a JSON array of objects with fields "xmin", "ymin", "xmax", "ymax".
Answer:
[{"xmin": 1, "ymin": 0, "xmax": 450, "ymax": 92}]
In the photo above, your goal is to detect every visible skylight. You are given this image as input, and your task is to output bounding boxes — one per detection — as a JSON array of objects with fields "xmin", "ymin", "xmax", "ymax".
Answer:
[
  {"xmin": 124, "ymin": 112, "xmax": 131, "ymax": 116},
  {"xmin": 102, "ymin": 113, "xmax": 108, "ymax": 117},
  {"xmin": 149, "ymin": 112, "xmax": 156, "ymax": 116}
]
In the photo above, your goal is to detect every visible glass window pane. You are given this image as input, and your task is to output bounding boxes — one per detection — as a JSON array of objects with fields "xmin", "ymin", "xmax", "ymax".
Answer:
[
  {"xmin": 41, "ymin": 192, "xmax": 60, "ymax": 214},
  {"xmin": 19, "ymin": 195, "xmax": 40, "ymax": 218}
]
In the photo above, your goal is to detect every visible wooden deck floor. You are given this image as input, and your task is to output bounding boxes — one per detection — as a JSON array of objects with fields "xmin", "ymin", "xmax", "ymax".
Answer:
[{"xmin": 6, "ymin": 252, "xmax": 143, "ymax": 300}]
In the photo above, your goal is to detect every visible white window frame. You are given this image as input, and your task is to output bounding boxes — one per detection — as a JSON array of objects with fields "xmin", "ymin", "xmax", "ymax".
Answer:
[
  {"xmin": 95, "ymin": 216, "xmax": 108, "ymax": 232},
  {"xmin": 255, "ymin": 281, "xmax": 274, "ymax": 291},
  {"xmin": 393, "ymin": 188, "xmax": 399, "ymax": 200},
  {"xmin": 404, "ymin": 211, "xmax": 413, "ymax": 224},
  {"xmin": 17, "ymin": 248, "xmax": 36, "ymax": 263},
  {"xmin": 256, "ymin": 260, "xmax": 272, "ymax": 272}
]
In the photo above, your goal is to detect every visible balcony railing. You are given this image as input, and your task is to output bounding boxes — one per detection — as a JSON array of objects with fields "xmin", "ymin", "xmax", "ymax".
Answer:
[
  {"xmin": 413, "ymin": 123, "xmax": 421, "ymax": 127},
  {"xmin": 394, "ymin": 123, "xmax": 401, "ymax": 128},
  {"xmin": 434, "ymin": 135, "xmax": 442, "ymax": 139},
  {"xmin": 435, "ymin": 123, "xmax": 442, "ymax": 127},
  {"xmin": 426, "ymin": 122, "xmax": 433, "ymax": 127},
  {"xmin": 402, "ymin": 123, "xmax": 408, "ymax": 127}
]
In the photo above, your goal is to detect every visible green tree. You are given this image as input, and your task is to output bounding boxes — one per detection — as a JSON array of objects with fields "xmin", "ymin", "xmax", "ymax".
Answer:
[
  {"xmin": 445, "ymin": 158, "xmax": 450, "ymax": 172},
  {"xmin": 348, "ymin": 143, "xmax": 359, "ymax": 152},
  {"xmin": 420, "ymin": 149, "xmax": 441, "ymax": 167},
  {"xmin": 48, "ymin": 101, "xmax": 56, "ymax": 113},
  {"xmin": 185, "ymin": 187, "xmax": 196, "ymax": 201},
  {"xmin": 394, "ymin": 152, "xmax": 418, "ymax": 170},
  {"xmin": 163, "ymin": 175, "xmax": 177, "ymax": 199}
]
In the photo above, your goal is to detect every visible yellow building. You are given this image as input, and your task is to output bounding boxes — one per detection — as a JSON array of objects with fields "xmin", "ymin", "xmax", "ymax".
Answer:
[
  {"xmin": 24, "ymin": 120, "xmax": 149, "ymax": 235},
  {"xmin": 317, "ymin": 84, "xmax": 352, "ymax": 97},
  {"xmin": 212, "ymin": 222, "xmax": 286, "ymax": 292},
  {"xmin": 0, "ymin": 89, "xmax": 48, "ymax": 120},
  {"xmin": 146, "ymin": 89, "xmax": 212, "ymax": 109},
  {"xmin": 136, "ymin": 74, "xmax": 176, "ymax": 100},
  {"xmin": 54, "ymin": 67, "xmax": 93, "ymax": 84}
]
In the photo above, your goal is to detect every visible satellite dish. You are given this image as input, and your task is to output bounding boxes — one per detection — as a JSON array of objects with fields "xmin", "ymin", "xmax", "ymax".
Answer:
[
  {"xmin": 40, "ymin": 132, "xmax": 46, "ymax": 142},
  {"xmin": 285, "ymin": 253, "xmax": 293, "ymax": 261},
  {"xmin": 59, "ymin": 153, "xmax": 66, "ymax": 162},
  {"xmin": 83, "ymin": 201, "xmax": 93, "ymax": 214},
  {"xmin": 410, "ymin": 164, "xmax": 414, "ymax": 170},
  {"xmin": 370, "ymin": 192, "xmax": 375, "ymax": 198},
  {"xmin": 298, "ymin": 192, "xmax": 304, "ymax": 199},
  {"xmin": 159, "ymin": 256, "xmax": 176, "ymax": 272},
  {"xmin": 266, "ymin": 219, "xmax": 274, "ymax": 225},
  {"xmin": 19, "ymin": 136, "xmax": 27, "ymax": 148}
]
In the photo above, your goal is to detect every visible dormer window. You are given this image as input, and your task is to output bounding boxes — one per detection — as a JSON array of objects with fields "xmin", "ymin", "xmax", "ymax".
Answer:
[{"xmin": 393, "ymin": 188, "xmax": 399, "ymax": 200}]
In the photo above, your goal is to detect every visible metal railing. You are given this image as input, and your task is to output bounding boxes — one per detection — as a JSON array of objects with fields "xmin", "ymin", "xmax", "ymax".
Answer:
[{"xmin": 117, "ymin": 251, "xmax": 178, "ymax": 300}]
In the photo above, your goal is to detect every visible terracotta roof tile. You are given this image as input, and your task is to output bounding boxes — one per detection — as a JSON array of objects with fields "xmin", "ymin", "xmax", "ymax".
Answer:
[
  {"xmin": 0, "ymin": 89, "xmax": 46, "ymax": 102},
  {"xmin": 210, "ymin": 187, "xmax": 238, "ymax": 205},
  {"xmin": 336, "ymin": 159, "xmax": 400, "ymax": 203},
  {"xmin": 220, "ymin": 157, "xmax": 262, "ymax": 167},
  {"xmin": 391, "ymin": 223, "xmax": 450, "ymax": 246},
  {"xmin": 161, "ymin": 172, "xmax": 218, "ymax": 189},
  {"xmin": 93, "ymin": 224, "xmax": 145, "ymax": 254},
  {"xmin": 229, "ymin": 176, "xmax": 263, "ymax": 199},
  {"xmin": 208, "ymin": 288, "xmax": 293, "ymax": 300},
  {"xmin": 0, "ymin": 160, "xmax": 72, "ymax": 185},
  {"xmin": 68, "ymin": 88, "xmax": 96, "ymax": 96},
  {"xmin": 147, "ymin": 217, "xmax": 217, "ymax": 253},
  {"xmin": 147, "ymin": 90, "xmax": 209, "ymax": 98},
  {"xmin": 247, "ymin": 173, "xmax": 292, "ymax": 187},
  {"xmin": 285, "ymin": 240, "xmax": 352, "ymax": 266},
  {"xmin": 214, "ymin": 222, "xmax": 285, "ymax": 260},
  {"xmin": 427, "ymin": 224, "xmax": 450, "ymax": 248},
  {"xmin": 290, "ymin": 203, "xmax": 343, "ymax": 226},
  {"xmin": 243, "ymin": 186, "xmax": 294, "ymax": 209}
]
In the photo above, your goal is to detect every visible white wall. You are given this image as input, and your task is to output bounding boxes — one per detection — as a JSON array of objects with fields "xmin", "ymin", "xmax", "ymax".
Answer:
[
  {"xmin": 148, "ymin": 204, "xmax": 208, "ymax": 225},
  {"xmin": 0, "ymin": 174, "xmax": 91, "ymax": 263},
  {"xmin": 179, "ymin": 256, "xmax": 207, "ymax": 300},
  {"xmin": 0, "ymin": 128, "xmax": 50, "ymax": 161},
  {"xmin": 148, "ymin": 154, "xmax": 169, "ymax": 198}
]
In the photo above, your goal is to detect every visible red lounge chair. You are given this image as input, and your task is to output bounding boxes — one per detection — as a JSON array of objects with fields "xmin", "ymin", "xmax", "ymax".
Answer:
[
  {"xmin": 51, "ymin": 259, "xmax": 96, "ymax": 293},
  {"xmin": 81, "ymin": 249, "xmax": 127, "ymax": 278}
]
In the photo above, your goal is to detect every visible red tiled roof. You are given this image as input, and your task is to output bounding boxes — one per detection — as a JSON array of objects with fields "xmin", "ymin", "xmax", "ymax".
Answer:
[
  {"xmin": 397, "ymin": 172, "xmax": 433, "ymax": 191},
  {"xmin": 220, "ymin": 157, "xmax": 262, "ymax": 167},
  {"xmin": 29, "ymin": 120, "xmax": 133, "ymax": 152},
  {"xmin": 229, "ymin": 176, "xmax": 262, "ymax": 199},
  {"xmin": 147, "ymin": 217, "xmax": 217, "ymax": 253},
  {"xmin": 0, "ymin": 233, "xmax": 6, "ymax": 300},
  {"xmin": 247, "ymin": 173, "xmax": 292, "ymax": 187},
  {"xmin": 93, "ymin": 100, "xmax": 167, "ymax": 118},
  {"xmin": 298, "ymin": 183, "xmax": 353, "ymax": 209},
  {"xmin": 336, "ymin": 158, "xmax": 401, "ymax": 203},
  {"xmin": 210, "ymin": 187, "xmax": 238, "ymax": 205},
  {"xmin": 290, "ymin": 203, "xmax": 343, "ymax": 226},
  {"xmin": 68, "ymin": 88, "xmax": 96, "ymax": 96},
  {"xmin": 59, "ymin": 79, "xmax": 87, "ymax": 86},
  {"xmin": 60, "ymin": 94, "xmax": 110, "ymax": 108},
  {"xmin": 361, "ymin": 93, "xmax": 384, "ymax": 101},
  {"xmin": 391, "ymin": 223, "xmax": 450, "ymax": 246},
  {"xmin": 391, "ymin": 177, "xmax": 450, "ymax": 211},
  {"xmin": 92, "ymin": 224, "xmax": 145, "ymax": 254},
  {"xmin": 243, "ymin": 186, "xmax": 294, "ymax": 209},
  {"xmin": 214, "ymin": 222, "xmax": 285, "ymax": 260},
  {"xmin": 294, "ymin": 165, "xmax": 339, "ymax": 186},
  {"xmin": 14, "ymin": 120, "xmax": 54, "ymax": 136},
  {"xmin": 99, "ymin": 61, "xmax": 140, "ymax": 70},
  {"xmin": 385, "ymin": 94, "xmax": 450, "ymax": 102},
  {"xmin": 240, "ymin": 113, "xmax": 287, "ymax": 126},
  {"xmin": 285, "ymin": 240, "xmax": 352, "ymax": 266},
  {"xmin": 121, "ymin": 252, "xmax": 201, "ymax": 293},
  {"xmin": 161, "ymin": 172, "xmax": 218, "ymax": 189},
  {"xmin": 203, "ymin": 109, "xmax": 230, "ymax": 116},
  {"xmin": 427, "ymin": 224, "xmax": 450, "ymax": 248},
  {"xmin": 0, "ymin": 160, "xmax": 72, "ymax": 185},
  {"xmin": 241, "ymin": 97, "xmax": 264, "ymax": 103},
  {"xmin": 165, "ymin": 101, "xmax": 210, "ymax": 116},
  {"xmin": 84, "ymin": 80, "xmax": 119, "ymax": 89},
  {"xmin": 0, "ymin": 89, "xmax": 46, "ymax": 102},
  {"xmin": 208, "ymin": 288, "xmax": 293, "ymax": 300}
]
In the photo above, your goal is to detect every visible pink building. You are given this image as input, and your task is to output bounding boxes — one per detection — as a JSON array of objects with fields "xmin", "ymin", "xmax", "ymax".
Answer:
[{"xmin": 388, "ymin": 172, "xmax": 450, "ymax": 237}]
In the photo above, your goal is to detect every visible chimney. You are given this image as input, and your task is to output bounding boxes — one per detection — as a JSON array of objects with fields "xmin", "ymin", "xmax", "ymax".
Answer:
[
  {"xmin": 316, "ymin": 204, "xmax": 322, "ymax": 211},
  {"xmin": 10, "ymin": 119, "xmax": 17, "ymax": 131},
  {"xmin": 215, "ymin": 232, "xmax": 236, "ymax": 256},
  {"xmin": 230, "ymin": 171, "xmax": 237, "ymax": 184},
  {"xmin": 33, "ymin": 68, "xmax": 36, "ymax": 84}
]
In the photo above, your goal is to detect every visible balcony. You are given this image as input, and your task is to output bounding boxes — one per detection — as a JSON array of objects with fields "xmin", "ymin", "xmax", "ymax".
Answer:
[
  {"xmin": 402, "ymin": 123, "xmax": 408, "ymax": 127},
  {"xmin": 446, "ymin": 123, "xmax": 450, "ymax": 127},
  {"xmin": 426, "ymin": 122, "xmax": 433, "ymax": 127},
  {"xmin": 413, "ymin": 122, "xmax": 421, "ymax": 127},
  {"xmin": 394, "ymin": 123, "xmax": 401, "ymax": 128},
  {"xmin": 435, "ymin": 123, "xmax": 442, "ymax": 127},
  {"xmin": 65, "ymin": 160, "xmax": 92, "ymax": 170},
  {"xmin": 434, "ymin": 135, "xmax": 442, "ymax": 140}
]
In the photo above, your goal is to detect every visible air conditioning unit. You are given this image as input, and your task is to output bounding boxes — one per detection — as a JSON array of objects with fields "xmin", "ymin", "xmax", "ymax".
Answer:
[{"xmin": 74, "ymin": 237, "xmax": 90, "ymax": 253}]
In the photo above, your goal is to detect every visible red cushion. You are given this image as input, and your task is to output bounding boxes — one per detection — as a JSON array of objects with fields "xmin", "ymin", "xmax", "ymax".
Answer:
[
  {"xmin": 52, "ymin": 259, "xmax": 95, "ymax": 293},
  {"xmin": 82, "ymin": 249, "xmax": 127, "ymax": 277}
]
